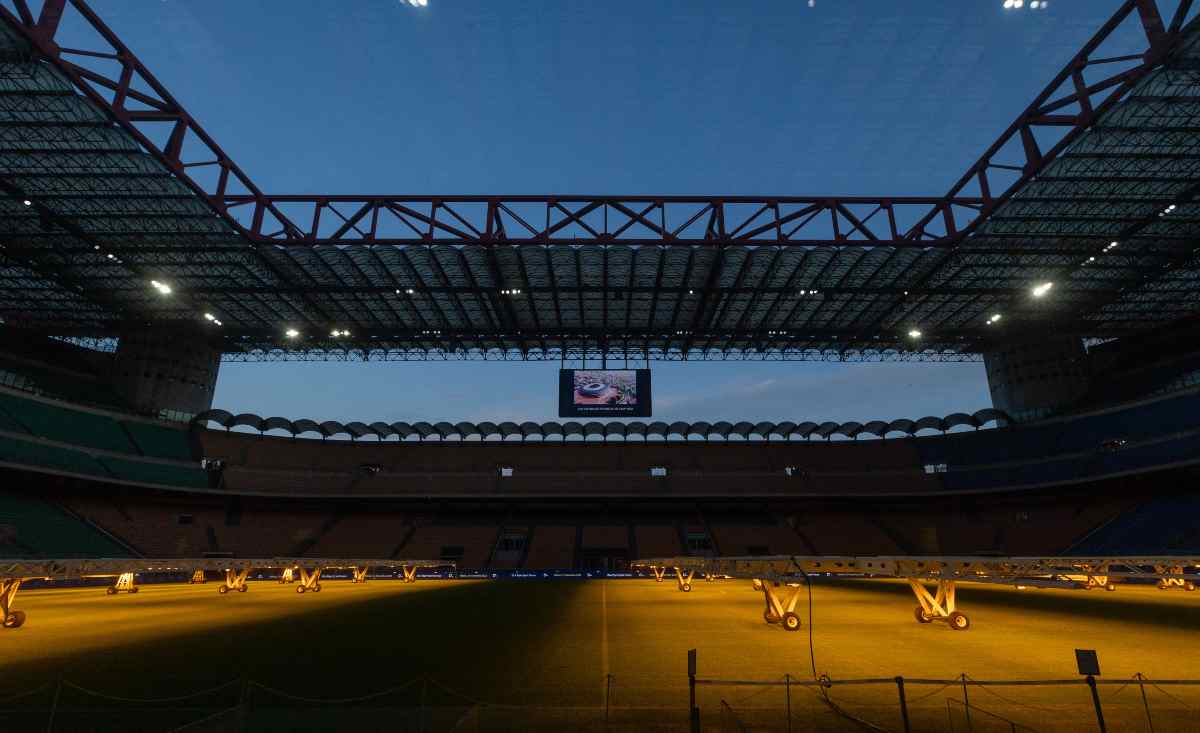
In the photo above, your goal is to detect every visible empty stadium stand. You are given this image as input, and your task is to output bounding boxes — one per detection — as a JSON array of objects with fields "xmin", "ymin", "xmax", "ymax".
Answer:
[
  {"xmin": 0, "ymin": 491, "xmax": 131, "ymax": 558},
  {"xmin": 0, "ymin": 373, "xmax": 1195, "ymax": 570},
  {"xmin": 0, "ymin": 387, "xmax": 207, "ymax": 490}
]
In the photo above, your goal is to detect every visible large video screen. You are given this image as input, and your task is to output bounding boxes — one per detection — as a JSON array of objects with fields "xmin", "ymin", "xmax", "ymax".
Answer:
[{"xmin": 558, "ymin": 369, "xmax": 652, "ymax": 418}]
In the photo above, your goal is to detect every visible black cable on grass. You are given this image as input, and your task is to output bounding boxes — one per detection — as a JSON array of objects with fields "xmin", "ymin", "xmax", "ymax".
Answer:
[
  {"xmin": 791, "ymin": 557, "xmax": 890, "ymax": 733},
  {"xmin": 789, "ymin": 557, "xmax": 817, "ymax": 681}
]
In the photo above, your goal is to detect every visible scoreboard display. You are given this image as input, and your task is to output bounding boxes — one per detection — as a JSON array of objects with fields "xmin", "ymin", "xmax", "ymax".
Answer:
[{"xmin": 558, "ymin": 369, "xmax": 652, "ymax": 418}]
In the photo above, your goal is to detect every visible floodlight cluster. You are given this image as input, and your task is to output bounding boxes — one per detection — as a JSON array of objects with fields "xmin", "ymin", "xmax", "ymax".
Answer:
[
  {"xmin": 1003, "ymin": 0, "xmax": 1048, "ymax": 8},
  {"xmin": 500, "ymin": 288, "xmax": 522, "ymax": 295},
  {"xmin": 330, "ymin": 329, "xmax": 352, "ymax": 338},
  {"xmin": 150, "ymin": 280, "xmax": 172, "ymax": 296},
  {"xmin": 404, "ymin": 0, "xmax": 428, "ymax": 6}
]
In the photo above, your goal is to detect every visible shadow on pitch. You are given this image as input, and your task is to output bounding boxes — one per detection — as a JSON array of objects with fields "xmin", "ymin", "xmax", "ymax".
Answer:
[{"xmin": 0, "ymin": 580, "xmax": 595, "ymax": 707}]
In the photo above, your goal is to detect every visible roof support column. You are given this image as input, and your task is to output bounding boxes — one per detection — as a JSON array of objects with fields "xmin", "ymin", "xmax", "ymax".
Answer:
[
  {"xmin": 983, "ymin": 336, "xmax": 1089, "ymax": 423},
  {"xmin": 110, "ymin": 324, "xmax": 221, "ymax": 419}
]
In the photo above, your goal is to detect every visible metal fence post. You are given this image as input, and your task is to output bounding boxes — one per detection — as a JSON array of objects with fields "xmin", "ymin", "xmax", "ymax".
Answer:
[
  {"xmin": 605, "ymin": 673, "xmax": 612, "ymax": 731},
  {"xmin": 961, "ymin": 673, "xmax": 972, "ymax": 733},
  {"xmin": 1136, "ymin": 673, "xmax": 1155, "ymax": 733},
  {"xmin": 238, "ymin": 676, "xmax": 250, "ymax": 733},
  {"xmin": 785, "ymin": 673, "xmax": 792, "ymax": 733},
  {"xmin": 895, "ymin": 676, "xmax": 911, "ymax": 733},
  {"xmin": 688, "ymin": 649, "xmax": 699, "ymax": 733},
  {"xmin": 420, "ymin": 677, "xmax": 429, "ymax": 733},
  {"xmin": 1085, "ymin": 675, "xmax": 1107, "ymax": 733}
]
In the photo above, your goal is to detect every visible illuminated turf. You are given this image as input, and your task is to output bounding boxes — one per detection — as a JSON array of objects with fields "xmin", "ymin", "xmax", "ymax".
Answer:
[{"xmin": 1, "ymin": 577, "xmax": 1198, "ymax": 732}]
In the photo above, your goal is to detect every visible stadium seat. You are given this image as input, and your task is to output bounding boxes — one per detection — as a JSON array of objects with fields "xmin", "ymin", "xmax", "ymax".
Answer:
[
  {"xmin": 121, "ymin": 420, "xmax": 195, "ymax": 461},
  {"xmin": 0, "ymin": 491, "xmax": 131, "ymax": 558},
  {"xmin": 0, "ymin": 393, "xmax": 136, "ymax": 454},
  {"xmin": 97, "ymin": 457, "xmax": 209, "ymax": 489},
  {"xmin": 524, "ymin": 526, "xmax": 577, "ymax": 569},
  {"xmin": 0, "ymin": 434, "xmax": 108, "ymax": 478}
]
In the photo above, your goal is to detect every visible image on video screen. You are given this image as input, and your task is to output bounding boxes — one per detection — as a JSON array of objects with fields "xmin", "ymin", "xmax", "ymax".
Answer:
[{"xmin": 572, "ymin": 370, "xmax": 638, "ymax": 406}]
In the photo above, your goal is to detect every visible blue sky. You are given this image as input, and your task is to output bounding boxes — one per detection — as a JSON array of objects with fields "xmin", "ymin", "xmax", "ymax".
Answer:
[{"xmin": 66, "ymin": 0, "xmax": 1148, "ymax": 423}]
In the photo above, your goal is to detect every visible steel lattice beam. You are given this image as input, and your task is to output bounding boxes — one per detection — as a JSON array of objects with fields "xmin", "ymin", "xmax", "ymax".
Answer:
[{"xmin": 0, "ymin": 0, "xmax": 1197, "ymax": 360}]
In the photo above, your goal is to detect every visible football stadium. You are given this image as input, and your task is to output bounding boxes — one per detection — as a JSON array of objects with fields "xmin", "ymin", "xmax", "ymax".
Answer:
[{"xmin": 3, "ymin": 0, "xmax": 1200, "ymax": 731}]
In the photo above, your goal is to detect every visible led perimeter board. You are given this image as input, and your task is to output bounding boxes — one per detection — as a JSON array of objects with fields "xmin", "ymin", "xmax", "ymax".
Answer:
[{"xmin": 558, "ymin": 369, "xmax": 652, "ymax": 418}]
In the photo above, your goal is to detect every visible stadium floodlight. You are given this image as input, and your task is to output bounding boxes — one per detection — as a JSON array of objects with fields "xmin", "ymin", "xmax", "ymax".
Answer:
[
  {"xmin": 285, "ymin": 328, "xmax": 300, "ymax": 338},
  {"xmin": 406, "ymin": 288, "xmax": 415, "ymax": 295},
  {"xmin": 204, "ymin": 313, "xmax": 216, "ymax": 322},
  {"xmin": 150, "ymin": 280, "xmax": 172, "ymax": 295},
  {"xmin": 1032, "ymin": 281, "xmax": 1054, "ymax": 298},
  {"xmin": 988, "ymin": 313, "xmax": 1002, "ymax": 324},
  {"xmin": 21, "ymin": 199, "xmax": 31, "ymax": 206},
  {"xmin": 908, "ymin": 329, "xmax": 922, "ymax": 339}
]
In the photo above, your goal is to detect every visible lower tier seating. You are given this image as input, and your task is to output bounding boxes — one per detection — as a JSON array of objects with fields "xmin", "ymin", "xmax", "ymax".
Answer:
[
  {"xmin": 0, "ymin": 491, "xmax": 131, "ymax": 558},
  {"xmin": 2, "ymin": 466, "xmax": 1180, "ymax": 569}
]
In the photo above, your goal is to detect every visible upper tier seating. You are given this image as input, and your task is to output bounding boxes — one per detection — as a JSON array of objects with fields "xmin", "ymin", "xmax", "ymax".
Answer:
[
  {"xmin": 123, "ymin": 421, "xmax": 195, "ymax": 462},
  {"xmin": 98, "ymin": 457, "xmax": 209, "ymax": 490},
  {"xmin": 0, "ymin": 434, "xmax": 107, "ymax": 478},
  {"xmin": 0, "ymin": 390, "xmax": 207, "ymax": 488},
  {"xmin": 0, "ymin": 392, "xmax": 135, "ymax": 454},
  {"xmin": 0, "ymin": 358, "xmax": 128, "ymax": 411}
]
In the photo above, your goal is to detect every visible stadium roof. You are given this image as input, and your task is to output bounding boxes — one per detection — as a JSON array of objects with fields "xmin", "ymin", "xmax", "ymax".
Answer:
[
  {"xmin": 0, "ymin": 0, "xmax": 1199, "ymax": 362},
  {"xmin": 193, "ymin": 408, "xmax": 1010, "ymax": 442}
]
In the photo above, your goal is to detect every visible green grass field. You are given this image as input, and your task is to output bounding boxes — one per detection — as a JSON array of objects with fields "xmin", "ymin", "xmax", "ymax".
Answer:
[{"xmin": 2, "ymin": 576, "xmax": 1199, "ymax": 732}]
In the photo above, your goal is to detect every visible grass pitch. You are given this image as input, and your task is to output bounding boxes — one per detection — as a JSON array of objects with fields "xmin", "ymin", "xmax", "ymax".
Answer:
[{"xmin": 1, "ymin": 576, "xmax": 1199, "ymax": 731}]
